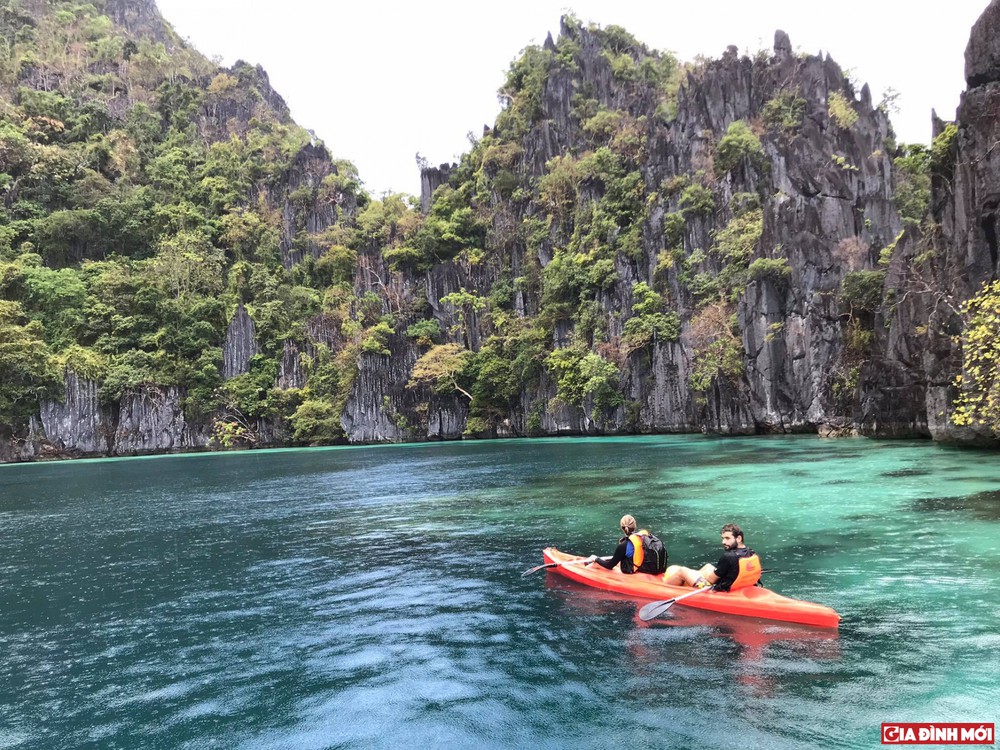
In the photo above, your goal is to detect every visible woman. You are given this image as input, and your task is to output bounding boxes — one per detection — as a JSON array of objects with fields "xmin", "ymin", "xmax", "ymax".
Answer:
[{"xmin": 589, "ymin": 514, "xmax": 667, "ymax": 575}]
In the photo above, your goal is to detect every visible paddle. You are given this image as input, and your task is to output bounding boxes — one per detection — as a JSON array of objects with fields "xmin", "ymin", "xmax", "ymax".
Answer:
[
  {"xmin": 521, "ymin": 556, "xmax": 610, "ymax": 577},
  {"xmin": 638, "ymin": 585, "xmax": 715, "ymax": 621},
  {"xmin": 637, "ymin": 568, "xmax": 781, "ymax": 621}
]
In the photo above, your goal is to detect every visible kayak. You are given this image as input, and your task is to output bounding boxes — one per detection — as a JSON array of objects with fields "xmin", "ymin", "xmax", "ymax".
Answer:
[{"xmin": 541, "ymin": 547, "xmax": 841, "ymax": 628}]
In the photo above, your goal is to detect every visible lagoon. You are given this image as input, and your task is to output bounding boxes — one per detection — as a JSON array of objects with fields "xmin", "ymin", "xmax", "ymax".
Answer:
[{"xmin": 1, "ymin": 435, "xmax": 998, "ymax": 749}]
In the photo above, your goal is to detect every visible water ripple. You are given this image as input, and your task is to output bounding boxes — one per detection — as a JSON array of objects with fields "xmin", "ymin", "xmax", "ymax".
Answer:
[{"xmin": 1, "ymin": 436, "xmax": 998, "ymax": 747}]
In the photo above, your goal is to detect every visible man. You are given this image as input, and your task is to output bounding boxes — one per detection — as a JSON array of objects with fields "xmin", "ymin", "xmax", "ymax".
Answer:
[
  {"xmin": 662, "ymin": 523, "xmax": 761, "ymax": 591},
  {"xmin": 588, "ymin": 514, "xmax": 667, "ymax": 575}
]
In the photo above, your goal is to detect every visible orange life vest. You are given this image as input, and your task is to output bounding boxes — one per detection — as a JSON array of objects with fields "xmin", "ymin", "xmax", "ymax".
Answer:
[
  {"xmin": 729, "ymin": 552, "xmax": 762, "ymax": 591},
  {"xmin": 627, "ymin": 531, "xmax": 648, "ymax": 568},
  {"xmin": 626, "ymin": 530, "xmax": 667, "ymax": 574}
]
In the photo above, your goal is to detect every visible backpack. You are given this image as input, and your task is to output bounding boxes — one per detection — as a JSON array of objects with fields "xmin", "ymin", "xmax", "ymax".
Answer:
[{"xmin": 636, "ymin": 531, "xmax": 668, "ymax": 574}]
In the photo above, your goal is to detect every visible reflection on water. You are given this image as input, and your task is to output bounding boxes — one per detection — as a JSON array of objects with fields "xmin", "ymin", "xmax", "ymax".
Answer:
[
  {"xmin": 546, "ymin": 574, "xmax": 841, "ymax": 680},
  {"xmin": 0, "ymin": 435, "xmax": 998, "ymax": 748}
]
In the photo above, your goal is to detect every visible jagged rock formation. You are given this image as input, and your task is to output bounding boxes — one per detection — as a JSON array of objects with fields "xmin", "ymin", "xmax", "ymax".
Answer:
[
  {"xmin": 222, "ymin": 302, "xmax": 258, "ymax": 378},
  {"xmin": 277, "ymin": 340, "xmax": 306, "ymax": 390},
  {"xmin": 20, "ymin": 376, "xmax": 209, "ymax": 458},
  {"xmin": 114, "ymin": 385, "xmax": 210, "ymax": 452},
  {"xmin": 945, "ymin": 0, "xmax": 1000, "ymax": 441},
  {"xmin": 6, "ymin": 1, "xmax": 1000, "ymax": 461},
  {"xmin": 102, "ymin": 0, "xmax": 171, "ymax": 44},
  {"xmin": 198, "ymin": 61, "xmax": 293, "ymax": 141},
  {"xmin": 966, "ymin": 0, "xmax": 1000, "ymax": 89},
  {"xmin": 36, "ymin": 372, "xmax": 112, "ymax": 455},
  {"xmin": 955, "ymin": 3, "xmax": 1000, "ymax": 302},
  {"xmin": 277, "ymin": 142, "xmax": 347, "ymax": 267},
  {"xmin": 671, "ymin": 33, "xmax": 898, "ymax": 433},
  {"xmin": 859, "ymin": 0, "xmax": 1000, "ymax": 444},
  {"xmin": 420, "ymin": 163, "xmax": 455, "ymax": 213},
  {"xmin": 356, "ymin": 22, "xmax": 901, "ymax": 442}
]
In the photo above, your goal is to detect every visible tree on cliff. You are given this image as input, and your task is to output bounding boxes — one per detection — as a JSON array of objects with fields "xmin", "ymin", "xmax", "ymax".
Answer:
[
  {"xmin": 0, "ymin": 301, "xmax": 59, "ymax": 419},
  {"xmin": 407, "ymin": 344, "xmax": 473, "ymax": 401},
  {"xmin": 951, "ymin": 281, "xmax": 1000, "ymax": 432}
]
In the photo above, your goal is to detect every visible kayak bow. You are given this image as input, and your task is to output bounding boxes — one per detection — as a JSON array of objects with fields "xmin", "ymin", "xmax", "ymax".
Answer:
[{"xmin": 540, "ymin": 547, "xmax": 840, "ymax": 628}]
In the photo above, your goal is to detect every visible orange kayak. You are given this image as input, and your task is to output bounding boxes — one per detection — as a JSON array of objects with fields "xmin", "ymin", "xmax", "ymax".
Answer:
[{"xmin": 542, "ymin": 547, "xmax": 841, "ymax": 628}]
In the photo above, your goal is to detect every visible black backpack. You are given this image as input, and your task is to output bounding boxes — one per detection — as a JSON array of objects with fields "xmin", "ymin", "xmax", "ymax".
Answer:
[{"xmin": 636, "ymin": 532, "xmax": 668, "ymax": 574}]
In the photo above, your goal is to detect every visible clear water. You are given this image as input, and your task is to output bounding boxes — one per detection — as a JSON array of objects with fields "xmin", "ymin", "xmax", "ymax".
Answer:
[{"xmin": 1, "ymin": 435, "xmax": 998, "ymax": 749}]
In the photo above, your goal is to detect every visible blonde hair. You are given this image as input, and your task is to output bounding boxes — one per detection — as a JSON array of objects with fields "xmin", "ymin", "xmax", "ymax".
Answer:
[{"xmin": 620, "ymin": 514, "xmax": 637, "ymax": 534}]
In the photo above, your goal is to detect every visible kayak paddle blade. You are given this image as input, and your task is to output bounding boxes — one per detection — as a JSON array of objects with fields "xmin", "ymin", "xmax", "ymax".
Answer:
[
  {"xmin": 522, "ymin": 556, "xmax": 605, "ymax": 577},
  {"xmin": 521, "ymin": 562, "xmax": 558, "ymax": 577},
  {"xmin": 638, "ymin": 585, "xmax": 716, "ymax": 621},
  {"xmin": 638, "ymin": 599, "xmax": 675, "ymax": 621}
]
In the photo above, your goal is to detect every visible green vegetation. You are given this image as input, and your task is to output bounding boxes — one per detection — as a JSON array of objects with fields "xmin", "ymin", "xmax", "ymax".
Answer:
[
  {"xmin": 679, "ymin": 182, "xmax": 715, "ymax": 217},
  {"xmin": 930, "ymin": 123, "xmax": 959, "ymax": 180},
  {"xmin": 0, "ymin": 5, "xmax": 936, "ymax": 447},
  {"xmin": 359, "ymin": 193, "xmax": 422, "ymax": 269},
  {"xmin": 496, "ymin": 45, "xmax": 551, "ymax": 138},
  {"xmin": 289, "ymin": 398, "xmax": 341, "ymax": 444},
  {"xmin": 840, "ymin": 270, "xmax": 886, "ymax": 315},
  {"xmin": 893, "ymin": 144, "xmax": 931, "ymax": 226},
  {"xmin": 680, "ymin": 207, "xmax": 765, "ymax": 305},
  {"xmin": 441, "ymin": 288, "xmax": 487, "ymax": 347},
  {"xmin": 891, "ymin": 125, "xmax": 957, "ymax": 231},
  {"xmin": 688, "ymin": 303, "xmax": 744, "ymax": 394},
  {"xmin": 761, "ymin": 89, "xmax": 806, "ymax": 133},
  {"xmin": 622, "ymin": 282, "xmax": 680, "ymax": 353},
  {"xmin": 952, "ymin": 281, "xmax": 1000, "ymax": 431},
  {"xmin": 0, "ymin": 299, "xmax": 60, "ymax": 418},
  {"xmin": 828, "ymin": 91, "xmax": 859, "ymax": 130},
  {"xmin": 747, "ymin": 257, "xmax": 791, "ymax": 283},
  {"xmin": 405, "ymin": 318, "xmax": 441, "ymax": 347},
  {"xmin": 464, "ymin": 321, "xmax": 548, "ymax": 430},
  {"xmin": 0, "ymin": 0, "xmax": 375, "ymax": 435},
  {"xmin": 546, "ymin": 345, "xmax": 623, "ymax": 412},
  {"xmin": 715, "ymin": 121, "xmax": 764, "ymax": 174},
  {"xmin": 408, "ymin": 343, "xmax": 473, "ymax": 400},
  {"xmin": 831, "ymin": 154, "xmax": 858, "ymax": 172},
  {"xmin": 404, "ymin": 186, "xmax": 484, "ymax": 269}
]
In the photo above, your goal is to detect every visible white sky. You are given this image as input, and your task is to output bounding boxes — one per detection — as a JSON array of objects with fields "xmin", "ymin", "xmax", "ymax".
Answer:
[{"xmin": 155, "ymin": 0, "xmax": 990, "ymax": 198}]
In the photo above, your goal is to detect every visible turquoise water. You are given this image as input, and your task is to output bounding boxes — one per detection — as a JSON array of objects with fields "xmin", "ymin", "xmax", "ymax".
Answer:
[{"xmin": 1, "ymin": 435, "xmax": 998, "ymax": 749}]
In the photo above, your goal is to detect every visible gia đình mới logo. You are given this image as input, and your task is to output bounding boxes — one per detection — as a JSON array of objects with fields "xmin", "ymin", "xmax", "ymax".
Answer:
[{"xmin": 881, "ymin": 723, "xmax": 995, "ymax": 745}]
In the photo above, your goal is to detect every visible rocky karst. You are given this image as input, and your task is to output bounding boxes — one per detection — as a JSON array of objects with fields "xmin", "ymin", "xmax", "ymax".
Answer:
[{"xmin": 4, "ymin": 1, "xmax": 1000, "ymax": 461}]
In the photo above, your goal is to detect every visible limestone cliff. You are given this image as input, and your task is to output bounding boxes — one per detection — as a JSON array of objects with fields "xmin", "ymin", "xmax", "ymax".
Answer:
[
  {"xmin": 364, "ymin": 23, "xmax": 901, "ymax": 441},
  {"xmin": 860, "ymin": 0, "xmax": 1000, "ymax": 444},
  {"xmin": 5, "ymin": 2, "xmax": 1000, "ymax": 462}
]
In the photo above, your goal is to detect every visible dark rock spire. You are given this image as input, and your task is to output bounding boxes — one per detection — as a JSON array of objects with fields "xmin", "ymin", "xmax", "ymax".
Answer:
[{"xmin": 966, "ymin": 0, "xmax": 1000, "ymax": 87}]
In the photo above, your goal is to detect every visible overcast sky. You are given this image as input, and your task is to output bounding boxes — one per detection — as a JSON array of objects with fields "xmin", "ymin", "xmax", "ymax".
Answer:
[{"xmin": 155, "ymin": 0, "xmax": 990, "ymax": 198}]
